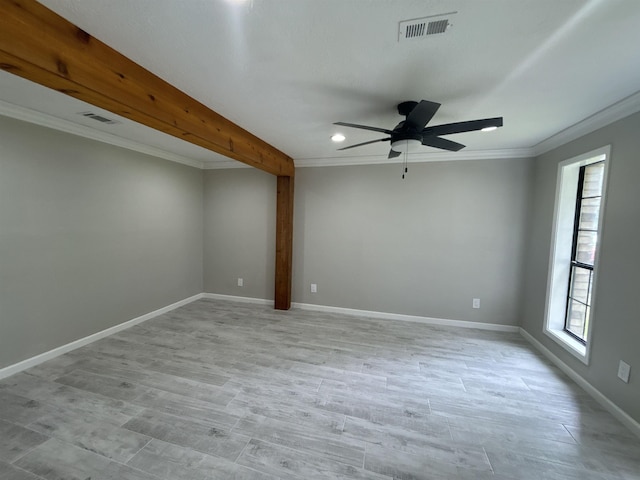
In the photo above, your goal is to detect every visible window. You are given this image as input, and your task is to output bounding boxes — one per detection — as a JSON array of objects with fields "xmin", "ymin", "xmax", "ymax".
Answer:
[
  {"xmin": 544, "ymin": 146, "xmax": 609, "ymax": 363},
  {"xmin": 564, "ymin": 161, "xmax": 604, "ymax": 342}
]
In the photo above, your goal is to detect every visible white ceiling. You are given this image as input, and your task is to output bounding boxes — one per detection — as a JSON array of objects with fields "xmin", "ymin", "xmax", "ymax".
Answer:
[{"xmin": 2, "ymin": 0, "xmax": 640, "ymax": 168}]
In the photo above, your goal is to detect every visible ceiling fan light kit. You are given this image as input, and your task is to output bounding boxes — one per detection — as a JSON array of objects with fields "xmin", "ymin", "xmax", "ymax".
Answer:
[{"xmin": 390, "ymin": 138, "xmax": 422, "ymax": 153}]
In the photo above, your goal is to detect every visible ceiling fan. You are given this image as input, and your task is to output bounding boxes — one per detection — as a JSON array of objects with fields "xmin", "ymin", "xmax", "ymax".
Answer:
[{"xmin": 334, "ymin": 100, "xmax": 503, "ymax": 159}]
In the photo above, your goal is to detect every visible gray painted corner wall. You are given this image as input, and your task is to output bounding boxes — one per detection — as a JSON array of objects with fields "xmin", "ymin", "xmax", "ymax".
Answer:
[
  {"xmin": 203, "ymin": 168, "xmax": 276, "ymax": 300},
  {"xmin": 521, "ymin": 110, "xmax": 640, "ymax": 423},
  {"xmin": 0, "ymin": 116, "xmax": 203, "ymax": 369},
  {"xmin": 203, "ymin": 158, "xmax": 533, "ymax": 326}
]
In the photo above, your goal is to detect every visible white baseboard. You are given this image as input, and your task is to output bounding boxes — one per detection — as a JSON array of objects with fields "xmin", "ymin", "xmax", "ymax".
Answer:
[
  {"xmin": 201, "ymin": 293, "xmax": 273, "ymax": 306},
  {"xmin": 0, "ymin": 293, "xmax": 204, "ymax": 380},
  {"xmin": 291, "ymin": 301, "xmax": 520, "ymax": 332},
  {"xmin": 199, "ymin": 293, "xmax": 519, "ymax": 332},
  {"xmin": 520, "ymin": 328, "xmax": 640, "ymax": 439}
]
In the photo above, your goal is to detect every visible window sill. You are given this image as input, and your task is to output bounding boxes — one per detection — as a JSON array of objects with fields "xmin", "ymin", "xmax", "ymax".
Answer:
[{"xmin": 544, "ymin": 328, "xmax": 589, "ymax": 365}]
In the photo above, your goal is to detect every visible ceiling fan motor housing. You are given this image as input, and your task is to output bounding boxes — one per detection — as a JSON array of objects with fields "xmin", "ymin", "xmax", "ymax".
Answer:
[{"xmin": 392, "ymin": 131, "xmax": 423, "ymax": 143}]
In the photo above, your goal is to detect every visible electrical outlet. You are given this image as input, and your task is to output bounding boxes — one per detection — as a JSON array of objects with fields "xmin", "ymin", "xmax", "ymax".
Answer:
[
  {"xmin": 472, "ymin": 298, "xmax": 480, "ymax": 309},
  {"xmin": 618, "ymin": 360, "xmax": 631, "ymax": 383},
  {"xmin": 237, "ymin": 278, "xmax": 243, "ymax": 287},
  {"xmin": 310, "ymin": 283, "xmax": 317, "ymax": 293}
]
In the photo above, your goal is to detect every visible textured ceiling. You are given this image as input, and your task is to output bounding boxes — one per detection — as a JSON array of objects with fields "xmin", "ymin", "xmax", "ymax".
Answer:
[{"xmin": 2, "ymin": 0, "xmax": 640, "ymax": 168}]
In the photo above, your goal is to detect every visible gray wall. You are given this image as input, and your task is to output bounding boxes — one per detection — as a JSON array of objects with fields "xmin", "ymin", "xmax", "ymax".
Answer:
[
  {"xmin": 203, "ymin": 158, "xmax": 533, "ymax": 326},
  {"xmin": 203, "ymin": 168, "xmax": 276, "ymax": 300},
  {"xmin": 0, "ymin": 116, "xmax": 203, "ymax": 369},
  {"xmin": 521, "ymin": 111, "xmax": 640, "ymax": 423},
  {"xmin": 293, "ymin": 160, "xmax": 532, "ymax": 324}
]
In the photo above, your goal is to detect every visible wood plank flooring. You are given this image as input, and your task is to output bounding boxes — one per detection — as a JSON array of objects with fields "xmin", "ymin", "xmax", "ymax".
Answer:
[{"xmin": 1, "ymin": 298, "xmax": 639, "ymax": 479}]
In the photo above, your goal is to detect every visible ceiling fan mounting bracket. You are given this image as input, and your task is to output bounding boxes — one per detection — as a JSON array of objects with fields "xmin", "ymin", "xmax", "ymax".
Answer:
[{"xmin": 397, "ymin": 101, "xmax": 419, "ymax": 117}]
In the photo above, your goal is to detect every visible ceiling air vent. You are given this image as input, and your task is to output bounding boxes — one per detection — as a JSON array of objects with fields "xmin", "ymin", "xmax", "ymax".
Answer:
[
  {"xmin": 78, "ymin": 111, "xmax": 121, "ymax": 125},
  {"xmin": 399, "ymin": 12, "xmax": 456, "ymax": 42}
]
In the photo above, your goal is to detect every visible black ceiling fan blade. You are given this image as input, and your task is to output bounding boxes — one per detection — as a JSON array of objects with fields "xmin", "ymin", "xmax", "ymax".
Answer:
[
  {"xmin": 422, "ymin": 117, "xmax": 503, "ymax": 137},
  {"xmin": 338, "ymin": 137, "xmax": 390, "ymax": 151},
  {"xmin": 405, "ymin": 100, "xmax": 441, "ymax": 130},
  {"xmin": 388, "ymin": 149, "xmax": 401, "ymax": 159},
  {"xmin": 334, "ymin": 122, "xmax": 393, "ymax": 135},
  {"xmin": 422, "ymin": 136, "xmax": 466, "ymax": 152}
]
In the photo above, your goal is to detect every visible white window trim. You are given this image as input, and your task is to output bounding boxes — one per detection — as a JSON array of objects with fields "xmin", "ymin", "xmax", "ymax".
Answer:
[{"xmin": 543, "ymin": 145, "xmax": 610, "ymax": 364}]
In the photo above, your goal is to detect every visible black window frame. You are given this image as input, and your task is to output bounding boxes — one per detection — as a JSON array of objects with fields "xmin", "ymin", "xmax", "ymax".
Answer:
[{"xmin": 564, "ymin": 161, "xmax": 604, "ymax": 343}]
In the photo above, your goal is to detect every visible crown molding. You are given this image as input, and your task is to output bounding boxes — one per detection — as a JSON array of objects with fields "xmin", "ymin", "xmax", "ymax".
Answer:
[
  {"xmin": 203, "ymin": 160, "xmax": 251, "ymax": 169},
  {"xmin": 533, "ymin": 90, "xmax": 640, "ymax": 156},
  {"xmin": 293, "ymin": 147, "xmax": 534, "ymax": 168},
  {"xmin": 0, "ymin": 99, "xmax": 205, "ymax": 169}
]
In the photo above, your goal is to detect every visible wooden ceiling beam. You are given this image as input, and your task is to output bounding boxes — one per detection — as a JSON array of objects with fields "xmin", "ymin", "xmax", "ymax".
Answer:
[{"xmin": 0, "ymin": 0, "xmax": 294, "ymax": 176}]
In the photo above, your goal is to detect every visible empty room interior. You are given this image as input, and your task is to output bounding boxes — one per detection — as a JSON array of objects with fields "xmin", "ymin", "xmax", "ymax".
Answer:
[{"xmin": 1, "ymin": 1, "xmax": 640, "ymax": 479}]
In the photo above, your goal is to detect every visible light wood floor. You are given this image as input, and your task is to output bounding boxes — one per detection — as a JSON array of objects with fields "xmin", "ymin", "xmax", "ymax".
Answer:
[{"xmin": 1, "ymin": 299, "xmax": 639, "ymax": 479}]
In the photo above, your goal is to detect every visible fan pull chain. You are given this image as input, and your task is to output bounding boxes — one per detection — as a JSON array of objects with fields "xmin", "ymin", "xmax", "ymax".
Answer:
[{"xmin": 402, "ymin": 150, "xmax": 408, "ymax": 179}]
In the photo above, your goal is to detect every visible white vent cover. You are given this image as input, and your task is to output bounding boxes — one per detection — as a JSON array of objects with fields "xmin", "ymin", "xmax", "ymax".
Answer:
[
  {"xmin": 78, "ymin": 111, "xmax": 121, "ymax": 125},
  {"xmin": 399, "ymin": 12, "xmax": 456, "ymax": 42}
]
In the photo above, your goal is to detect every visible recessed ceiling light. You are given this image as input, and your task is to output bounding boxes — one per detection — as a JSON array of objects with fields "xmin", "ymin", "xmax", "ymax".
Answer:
[
  {"xmin": 331, "ymin": 133, "xmax": 346, "ymax": 142},
  {"xmin": 481, "ymin": 126, "xmax": 498, "ymax": 132}
]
